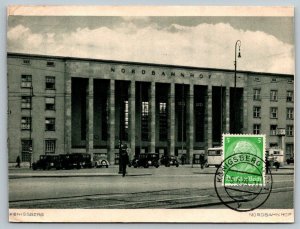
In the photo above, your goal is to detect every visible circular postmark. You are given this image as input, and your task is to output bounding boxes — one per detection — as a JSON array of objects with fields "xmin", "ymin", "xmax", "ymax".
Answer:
[{"xmin": 214, "ymin": 153, "xmax": 272, "ymax": 212}]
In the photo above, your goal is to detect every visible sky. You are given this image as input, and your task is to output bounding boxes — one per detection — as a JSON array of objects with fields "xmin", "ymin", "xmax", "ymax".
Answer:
[{"xmin": 7, "ymin": 16, "xmax": 294, "ymax": 74}]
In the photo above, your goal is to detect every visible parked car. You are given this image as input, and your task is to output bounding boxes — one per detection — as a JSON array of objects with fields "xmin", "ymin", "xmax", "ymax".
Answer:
[
  {"xmin": 59, "ymin": 153, "xmax": 93, "ymax": 169},
  {"xmin": 32, "ymin": 155, "xmax": 60, "ymax": 170},
  {"xmin": 286, "ymin": 157, "xmax": 294, "ymax": 165},
  {"xmin": 160, "ymin": 155, "xmax": 179, "ymax": 167},
  {"xmin": 93, "ymin": 155, "xmax": 110, "ymax": 168},
  {"xmin": 266, "ymin": 148, "xmax": 284, "ymax": 169},
  {"xmin": 132, "ymin": 153, "xmax": 159, "ymax": 168}
]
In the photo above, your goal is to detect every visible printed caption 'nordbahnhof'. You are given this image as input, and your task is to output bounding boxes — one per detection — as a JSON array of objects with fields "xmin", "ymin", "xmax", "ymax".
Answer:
[{"xmin": 7, "ymin": 53, "xmax": 294, "ymax": 165}]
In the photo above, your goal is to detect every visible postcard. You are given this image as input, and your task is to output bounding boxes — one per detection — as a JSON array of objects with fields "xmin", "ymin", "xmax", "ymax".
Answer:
[{"xmin": 7, "ymin": 5, "xmax": 294, "ymax": 223}]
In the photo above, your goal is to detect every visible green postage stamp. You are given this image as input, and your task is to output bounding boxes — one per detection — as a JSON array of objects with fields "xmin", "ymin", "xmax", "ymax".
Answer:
[{"xmin": 222, "ymin": 134, "xmax": 266, "ymax": 186}]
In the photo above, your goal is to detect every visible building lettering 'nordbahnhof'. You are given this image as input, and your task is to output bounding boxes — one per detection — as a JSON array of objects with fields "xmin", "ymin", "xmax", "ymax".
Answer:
[{"xmin": 8, "ymin": 53, "xmax": 294, "ymax": 165}]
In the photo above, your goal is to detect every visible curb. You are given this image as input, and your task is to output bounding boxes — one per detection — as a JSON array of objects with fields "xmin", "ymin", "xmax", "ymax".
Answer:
[{"xmin": 9, "ymin": 173, "xmax": 152, "ymax": 179}]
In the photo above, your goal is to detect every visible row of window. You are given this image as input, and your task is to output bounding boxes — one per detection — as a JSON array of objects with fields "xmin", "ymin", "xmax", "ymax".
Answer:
[
  {"xmin": 253, "ymin": 124, "xmax": 293, "ymax": 136},
  {"xmin": 21, "ymin": 117, "xmax": 55, "ymax": 131},
  {"xmin": 22, "ymin": 96, "xmax": 55, "ymax": 110},
  {"xmin": 253, "ymin": 77, "xmax": 293, "ymax": 84},
  {"xmin": 253, "ymin": 106, "xmax": 294, "ymax": 119},
  {"xmin": 21, "ymin": 75, "xmax": 56, "ymax": 90},
  {"xmin": 22, "ymin": 59, "xmax": 55, "ymax": 67},
  {"xmin": 253, "ymin": 89, "xmax": 293, "ymax": 102},
  {"xmin": 21, "ymin": 139, "xmax": 56, "ymax": 162}
]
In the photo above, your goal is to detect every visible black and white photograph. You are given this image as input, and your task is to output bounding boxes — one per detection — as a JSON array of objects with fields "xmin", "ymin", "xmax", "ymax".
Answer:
[{"xmin": 7, "ymin": 5, "xmax": 295, "ymax": 223}]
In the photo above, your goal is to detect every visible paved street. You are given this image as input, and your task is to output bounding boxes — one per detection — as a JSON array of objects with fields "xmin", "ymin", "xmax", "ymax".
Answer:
[{"xmin": 9, "ymin": 165, "xmax": 294, "ymax": 209}]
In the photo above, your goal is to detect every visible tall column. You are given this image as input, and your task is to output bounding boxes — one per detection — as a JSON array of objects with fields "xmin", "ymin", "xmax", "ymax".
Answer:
[
  {"xmin": 225, "ymin": 87, "xmax": 230, "ymax": 133},
  {"xmin": 168, "ymin": 83, "xmax": 175, "ymax": 156},
  {"xmin": 207, "ymin": 85, "xmax": 213, "ymax": 148},
  {"xmin": 187, "ymin": 84, "xmax": 194, "ymax": 163},
  {"xmin": 65, "ymin": 63, "xmax": 72, "ymax": 153},
  {"xmin": 129, "ymin": 81, "xmax": 136, "ymax": 160},
  {"xmin": 86, "ymin": 78, "xmax": 94, "ymax": 159},
  {"xmin": 108, "ymin": 80, "xmax": 115, "ymax": 164},
  {"xmin": 150, "ymin": 82, "xmax": 156, "ymax": 153}
]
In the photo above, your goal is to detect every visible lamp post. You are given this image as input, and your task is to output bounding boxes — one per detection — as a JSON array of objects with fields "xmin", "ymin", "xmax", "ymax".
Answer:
[{"xmin": 233, "ymin": 40, "xmax": 241, "ymax": 134}]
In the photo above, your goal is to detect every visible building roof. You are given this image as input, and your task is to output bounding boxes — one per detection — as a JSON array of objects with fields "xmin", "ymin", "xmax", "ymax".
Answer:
[{"xmin": 7, "ymin": 52, "xmax": 294, "ymax": 78}]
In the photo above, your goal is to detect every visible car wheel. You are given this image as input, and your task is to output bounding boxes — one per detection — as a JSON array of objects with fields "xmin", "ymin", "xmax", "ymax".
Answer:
[
  {"xmin": 101, "ymin": 160, "xmax": 108, "ymax": 167},
  {"xmin": 134, "ymin": 165, "xmax": 138, "ymax": 168},
  {"xmin": 176, "ymin": 164, "xmax": 179, "ymax": 167}
]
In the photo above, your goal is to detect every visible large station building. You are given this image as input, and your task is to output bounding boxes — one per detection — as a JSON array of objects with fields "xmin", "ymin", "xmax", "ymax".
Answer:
[{"xmin": 7, "ymin": 53, "xmax": 294, "ymax": 165}]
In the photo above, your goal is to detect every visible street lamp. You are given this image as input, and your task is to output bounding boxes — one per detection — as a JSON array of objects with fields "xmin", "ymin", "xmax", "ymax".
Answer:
[{"xmin": 233, "ymin": 40, "xmax": 241, "ymax": 134}]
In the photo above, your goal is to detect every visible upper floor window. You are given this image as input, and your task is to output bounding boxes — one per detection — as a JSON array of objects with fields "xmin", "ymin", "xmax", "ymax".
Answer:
[
  {"xmin": 22, "ymin": 59, "xmax": 30, "ymax": 65},
  {"xmin": 21, "ymin": 96, "xmax": 31, "ymax": 109},
  {"xmin": 253, "ymin": 124, "xmax": 261, "ymax": 134},
  {"xmin": 270, "ymin": 107, "xmax": 278, "ymax": 119},
  {"xmin": 141, "ymin": 101, "xmax": 149, "ymax": 141},
  {"xmin": 254, "ymin": 77, "xmax": 260, "ymax": 82},
  {"xmin": 287, "ymin": 91, "xmax": 293, "ymax": 102},
  {"xmin": 271, "ymin": 78, "xmax": 277, "ymax": 83},
  {"xmin": 287, "ymin": 79, "xmax": 294, "ymax": 84},
  {"xmin": 45, "ymin": 97, "xmax": 55, "ymax": 110},
  {"xmin": 286, "ymin": 125, "xmax": 294, "ymax": 137},
  {"xmin": 21, "ymin": 117, "xmax": 31, "ymax": 130},
  {"xmin": 287, "ymin": 108, "xmax": 294, "ymax": 120},
  {"xmin": 45, "ymin": 118, "xmax": 55, "ymax": 131},
  {"xmin": 21, "ymin": 75, "xmax": 32, "ymax": 88},
  {"xmin": 253, "ymin": 88, "xmax": 261, "ymax": 101},
  {"xmin": 159, "ymin": 102, "xmax": 168, "ymax": 141},
  {"xmin": 45, "ymin": 76, "xmax": 55, "ymax": 90},
  {"xmin": 46, "ymin": 61, "xmax": 55, "ymax": 67},
  {"xmin": 270, "ymin": 90, "xmax": 278, "ymax": 101},
  {"xmin": 253, "ymin": 106, "xmax": 261, "ymax": 118},
  {"xmin": 270, "ymin": 125, "xmax": 277, "ymax": 136}
]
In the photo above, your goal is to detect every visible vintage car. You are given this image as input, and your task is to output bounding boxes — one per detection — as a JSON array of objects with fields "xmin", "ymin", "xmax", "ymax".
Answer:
[
  {"xmin": 59, "ymin": 153, "xmax": 93, "ymax": 169},
  {"xmin": 266, "ymin": 148, "xmax": 284, "ymax": 169},
  {"xmin": 206, "ymin": 147, "xmax": 222, "ymax": 167},
  {"xmin": 32, "ymin": 155, "xmax": 60, "ymax": 170},
  {"xmin": 93, "ymin": 155, "xmax": 110, "ymax": 168},
  {"xmin": 160, "ymin": 155, "xmax": 179, "ymax": 167},
  {"xmin": 131, "ymin": 153, "xmax": 159, "ymax": 168}
]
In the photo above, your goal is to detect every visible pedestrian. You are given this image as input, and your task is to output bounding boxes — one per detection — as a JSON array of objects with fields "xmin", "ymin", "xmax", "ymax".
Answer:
[
  {"xmin": 16, "ymin": 156, "xmax": 21, "ymax": 168},
  {"xmin": 181, "ymin": 154, "xmax": 186, "ymax": 165},
  {"xmin": 120, "ymin": 144, "xmax": 129, "ymax": 177},
  {"xmin": 199, "ymin": 152, "xmax": 206, "ymax": 169}
]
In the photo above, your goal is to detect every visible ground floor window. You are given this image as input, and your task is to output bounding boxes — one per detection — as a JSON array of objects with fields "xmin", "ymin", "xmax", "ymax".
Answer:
[
  {"xmin": 21, "ymin": 139, "xmax": 32, "ymax": 162},
  {"xmin": 45, "ymin": 139, "xmax": 56, "ymax": 154}
]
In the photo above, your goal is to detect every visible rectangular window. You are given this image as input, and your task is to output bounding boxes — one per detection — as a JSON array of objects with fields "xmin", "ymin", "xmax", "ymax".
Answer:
[
  {"xmin": 159, "ymin": 102, "xmax": 168, "ymax": 141},
  {"xmin": 45, "ymin": 76, "xmax": 55, "ymax": 90},
  {"xmin": 21, "ymin": 117, "xmax": 31, "ymax": 130},
  {"xmin": 22, "ymin": 59, "xmax": 30, "ymax": 65},
  {"xmin": 253, "ymin": 106, "xmax": 261, "ymax": 118},
  {"xmin": 45, "ymin": 97, "xmax": 55, "ymax": 110},
  {"xmin": 286, "ymin": 125, "xmax": 293, "ymax": 137},
  {"xmin": 270, "ymin": 125, "xmax": 277, "ymax": 136},
  {"xmin": 270, "ymin": 107, "xmax": 278, "ymax": 119},
  {"xmin": 253, "ymin": 88, "xmax": 261, "ymax": 101},
  {"xmin": 286, "ymin": 143, "xmax": 294, "ymax": 159},
  {"xmin": 21, "ymin": 139, "xmax": 32, "ymax": 162},
  {"xmin": 287, "ymin": 79, "xmax": 294, "ymax": 84},
  {"xmin": 287, "ymin": 108, "xmax": 294, "ymax": 120},
  {"xmin": 271, "ymin": 78, "xmax": 277, "ymax": 83},
  {"xmin": 46, "ymin": 61, "xmax": 55, "ymax": 67},
  {"xmin": 45, "ymin": 118, "xmax": 55, "ymax": 131},
  {"xmin": 45, "ymin": 139, "xmax": 56, "ymax": 154},
  {"xmin": 287, "ymin": 91, "xmax": 293, "ymax": 102},
  {"xmin": 270, "ymin": 90, "xmax": 278, "ymax": 101},
  {"xmin": 122, "ymin": 100, "xmax": 129, "ymax": 141},
  {"xmin": 21, "ymin": 75, "xmax": 32, "ymax": 88},
  {"xmin": 141, "ymin": 101, "xmax": 149, "ymax": 141},
  {"xmin": 253, "ymin": 124, "xmax": 261, "ymax": 134},
  {"xmin": 21, "ymin": 96, "xmax": 31, "ymax": 109},
  {"xmin": 254, "ymin": 77, "xmax": 260, "ymax": 82}
]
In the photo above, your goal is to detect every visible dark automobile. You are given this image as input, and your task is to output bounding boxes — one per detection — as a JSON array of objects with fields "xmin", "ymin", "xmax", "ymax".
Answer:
[
  {"xmin": 160, "ymin": 155, "xmax": 179, "ymax": 167},
  {"xmin": 286, "ymin": 157, "xmax": 294, "ymax": 164},
  {"xmin": 59, "ymin": 153, "xmax": 93, "ymax": 169},
  {"xmin": 132, "ymin": 153, "xmax": 159, "ymax": 168},
  {"xmin": 32, "ymin": 155, "xmax": 60, "ymax": 170}
]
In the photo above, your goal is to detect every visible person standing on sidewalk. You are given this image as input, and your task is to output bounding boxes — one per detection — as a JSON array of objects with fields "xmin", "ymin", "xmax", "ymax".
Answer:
[
  {"xmin": 120, "ymin": 144, "xmax": 129, "ymax": 177},
  {"xmin": 16, "ymin": 156, "xmax": 21, "ymax": 168}
]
